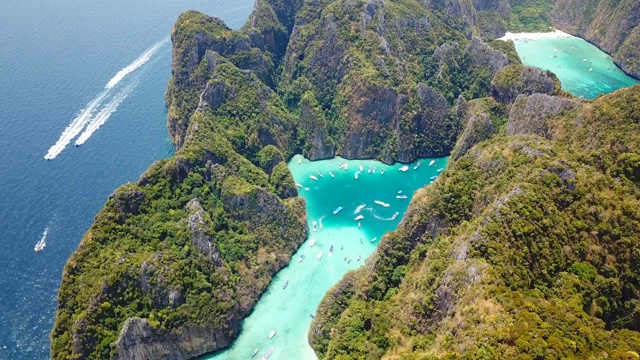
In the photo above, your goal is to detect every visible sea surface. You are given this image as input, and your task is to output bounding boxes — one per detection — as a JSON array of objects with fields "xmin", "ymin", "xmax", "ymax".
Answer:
[
  {"xmin": 0, "ymin": 1, "xmax": 254, "ymax": 358},
  {"xmin": 208, "ymin": 155, "xmax": 447, "ymax": 360},
  {"xmin": 513, "ymin": 35, "xmax": 638, "ymax": 99}
]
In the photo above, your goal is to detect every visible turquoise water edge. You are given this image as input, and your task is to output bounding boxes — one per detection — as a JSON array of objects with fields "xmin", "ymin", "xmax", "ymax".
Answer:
[
  {"xmin": 208, "ymin": 155, "xmax": 448, "ymax": 360},
  {"xmin": 513, "ymin": 35, "xmax": 638, "ymax": 99}
]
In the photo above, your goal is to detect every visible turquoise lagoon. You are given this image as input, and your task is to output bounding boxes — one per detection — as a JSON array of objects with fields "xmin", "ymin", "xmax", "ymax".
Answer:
[
  {"xmin": 208, "ymin": 155, "xmax": 448, "ymax": 360},
  {"xmin": 513, "ymin": 35, "xmax": 638, "ymax": 99}
]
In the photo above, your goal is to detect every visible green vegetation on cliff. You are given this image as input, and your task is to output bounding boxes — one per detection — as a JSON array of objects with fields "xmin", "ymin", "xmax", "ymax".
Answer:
[{"xmin": 310, "ymin": 84, "xmax": 640, "ymax": 359}]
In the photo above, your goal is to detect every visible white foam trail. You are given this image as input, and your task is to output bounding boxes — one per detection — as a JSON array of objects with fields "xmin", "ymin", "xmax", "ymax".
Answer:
[
  {"xmin": 35, "ymin": 227, "xmax": 48, "ymax": 250},
  {"xmin": 105, "ymin": 38, "xmax": 168, "ymax": 89},
  {"xmin": 75, "ymin": 81, "xmax": 137, "ymax": 146},
  {"xmin": 44, "ymin": 91, "xmax": 110, "ymax": 160}
]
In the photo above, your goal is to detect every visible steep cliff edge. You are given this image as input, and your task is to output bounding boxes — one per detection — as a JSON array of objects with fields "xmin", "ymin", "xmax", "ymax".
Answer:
[
  {"xmin": 552, "ymin": 0, "xmax": 640, "ymax": 78},
  {"xmin": 310, "ymin": 78, "xmax": 640, "ymax": 358}
]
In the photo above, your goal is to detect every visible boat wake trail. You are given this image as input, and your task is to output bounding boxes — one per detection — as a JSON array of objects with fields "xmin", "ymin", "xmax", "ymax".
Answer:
[
  {"xmin": 34, "ymin": 227, "xmax": 48, "ymax": 252},
  {"xmin": 44, "ymin": 38, "xmax": 168, "ymax": 160},
  {"xmin": 75, "ymin": 80, "xmax": 137, "ymax": 146},
  {"xmin": 105, "ymin": 38, "xmax": 168, "ymax": 89},
  {"xmin": 44, "ymin": 92, "xmax": 109, "ymax": 160}
]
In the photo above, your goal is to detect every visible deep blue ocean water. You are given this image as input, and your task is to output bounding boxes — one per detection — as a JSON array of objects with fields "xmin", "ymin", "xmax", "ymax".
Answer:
[{"xmin": 0, "ymin": 1, "xmax": 253, "ymax": 358}]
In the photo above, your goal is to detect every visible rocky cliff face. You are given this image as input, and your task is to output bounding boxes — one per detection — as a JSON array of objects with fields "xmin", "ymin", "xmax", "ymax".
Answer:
[
  {"xmin": 552, "ymin": 0, "xmax": 640, "ymax": 78},
  {"xmin": 113, "ymin": 318, "xmax": 237, "ymax": 360}
]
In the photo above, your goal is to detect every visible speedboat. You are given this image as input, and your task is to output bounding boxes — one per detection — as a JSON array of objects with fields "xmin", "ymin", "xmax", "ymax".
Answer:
[
  {"xmin": 317, "ymin": 251, "xmax": 323, "ymax": 260},
  {"xmin": 333, "ymin": 206, "xmax": 343, "ymax": 215},
  {"xmin": 359, "ymin": 164, "xmax": 364, "ymax": 172},
  {"xmin": 312, "ymin": 221, "xmax": 317, "ymax": 231},
  {"xmin": 430, "ymin": 175, "xmax": 438, "ymax": 179},
  {"xmin": 383, "ymin": 203, "xmax": 390, "ymax": 207},
  {"xmin": 398, "ymin": 190, "xmax": 402, "ymax": 193},
  {"xmin": 262, "ymin": 346, "xmax": 275, "ymax": 360},
  {"xmin": 317, "ymin": 171, "xmax": 324, "ymax": 178},
  {"xmin": 309, "ymin": 239, "xmax": 315, "ymax": 247},
  {"xmin": 358, "ymin": 221, "xmax": 361, "ymax": 229},
  {"xmin": 372, "ymin": 167, "xmax": 376, "ymax": 173},
  {"xmin": 436, "ymin": 168, "xmax": 444, "ymax": 172},
  {"xmin": 328, "ymin": 161, "xmax": 333, "ymax": 167},
  {"xmin": 396, "ymin": 195, "xmax": 407, "ymax": 199},
  {"xmin": 429, "ymin": 160, "xmax": 435, "ymax": 166},
  {"xmin": 329, "ymin": 171, "xmax": 335, "ymax": 178},
  {"xmin": 354, "ymin": 215, "xmax": 364, "ymax": 221},
  {"xmin": 354, "ymin": 171, "xmax": 359, "ymax": 179},
  {"xmin": 268, "ymin": 330, "xmax": 276, "ymax": 339},
  {"xmin": 414, "ymin": 161, "xmax": 421, "ymax": 170},
  {"xmin": 399, "ymin": 165, "xmax": 409, "ymax": 172},
  {"xmin": 310, "ymin": 175, "xmax": 318, "ymax": 180},
  {"xmin": 344, "ymin": 163, "xmax": 349, "ymax": 170},
  {"xmin": 295, "ymin": 183, "xmax": 303, "ymax": 188},
  {"xmin": 380, "ymin": 169, "xmax": 385, "ymax": 175},
  {"xmin": 252, "ymin": 349, "xmax": 258, "ymax": 358},
  {"xmin": 374, "ymin": 200, "xmax": 386, "ymax": 206},
  {"xmin": 367, "ymin": 167, "xmax": 371, "ymax": 173},
  {"xmin": 298, "ymin": 254, "xmax": 305, "ymax": 262},
  {"xmin": 34, "ymin": 242, "xmax": 45, "ymax": 252},
  {"xmin": 282, "ymin": 280, "xmax": 289, "ymax": 289},
  {"xmin": 354, "ymin": 204, "xmax": 366, "ymax": 213},
  {"xmin": 298, "ymin": 158, "xmax": 301, "ymax": 165},
  {"xmin": 391, "ymin": 212, "xmax": 399, "ymax": 220},
  {"xmin": 371, "ymin": 237, "xmax": 378, "ymax": 243}
]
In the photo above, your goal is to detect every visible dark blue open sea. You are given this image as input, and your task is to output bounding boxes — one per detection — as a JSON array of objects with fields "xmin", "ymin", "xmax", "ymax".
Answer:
[{"xmin": 0, "ymin": 1, "xmax": 253, "ymax": 358}]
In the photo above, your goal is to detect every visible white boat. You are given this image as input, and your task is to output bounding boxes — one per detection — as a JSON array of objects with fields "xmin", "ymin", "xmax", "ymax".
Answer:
[
  {"xmin": 268, "ymin": 330, "xmax": 277, "ymax": 339},
  {"xmin": 372, "ymin": 167, "xmax": 376, "ymax": 173},
  {"xmin": 413, "ymin": 161, "xmax": 421, "ymax": 170},
  {"xmin": 399, "ymin": 165, "xmax": 409, "ymax": 172},
  {"xmin": 298, "ymin": 254, "xmax": 305, "ymax": 262},
  {"xmin": 309, "ymin": 239, "xmax": 315, "ymax": 247},
  {"xmin": 298, "ymin": 158, "xmax": 301, "ymax": 165},
  {"xmin": 262, "ymin": 346, "xmax": 275, "ymax": 360},
  {"xmin": 358, "ymin": 221, "xmax": 361, "ymax": 229},
  {"xmin": 317, "ymin": 251, "xmax": 323, "ymax": 260},
  {"xmin": 310, "ymin": 175, "xmax": 318, "ymax": 180},
  {"xmin": 367, "ymin": 167, "xmax": 371, "ymax": 173},
  {"xmin": 436, "ymin": 168, "xmax": 444, "ymax": 172},
  {"xmin": 329, "ymin": 244, "xmax": 334, "ymax": 257},
  {"xmin": 282, "ymin": 280, "xmax": 289, "ymax": 289},
  {"xmin": 312, "ymin": 221, "xmax": 317, "ymax": 231},
  {"xmin": 34, "ymin": 241, "xmax": 45, "ymax": 252},
  {"xmin": 429, "ymin": 160, "xmax": 435, "ymax": 166},
  {"xmin": 354, "ymin": 171, "xmax": 359, "ymax": 179},
  {"xmin": 396, "ymin": 195, "xmax": 407, "ymax": 199},
  {"xmin": 354, "ymin": 215, "xmax": 364, "ymax": 220},
  {"xmin": 354, "ymin": 204, "xmax": 365, "ymax": 213},
  {"xmin": 296, "ymin": 183, "xmax": 303, "ymax": 188},
  {"xmin": 374, "ymin": 200, "xmax": 387, "ymax": 206},
  {"xmin": 317, "ymin": 171, "xmax": 324, "ymax": 178},
  {"xmin": 359, "ymin": 164, "xmax": 364, "ymax": 172},
  {"xmin": 582, "ymin": 58, "xmax": 587, "ymax": 62},
  {"xmin": 383, "ymin": 203, "xmax": 390, "ymax": 207},
  {"xmin": 371, "ymin": 237, "xmax": 377, "ymax": 242},
  {"xmin": 589, "ymin": 68, "xmax": 593, "ymax": 72},
  {"xmin": 398, "ymin": 190, "xmax": 402, "ymax": 193},
  {"xmin": 329, "ymin": 171, "xmax": 335, "ymax": 178},
  {"xmin": 333, "ymin": 206, "xmax": 343, "ymax": 215},
  {"xmin": 328, "ymin": 161, "xmax": 333, "ymax": 167},
  {"xmin": 344, "ymin": 163, "xmax": 349, "ymax": 170},
  {"xmin": 338, "ymin": 162, "xmax": 344, "ymax": 168},
  {"xmin": 380, "ymin": 169, "xmax": 385, "ymax": 174},
  {"xmin": 252, "ymin": 348, "xmax": 258, "ymax": 358},
  {"xmin": 391, "ymin": 212, "xmax": 399, "ymax": 220},
  {"xmin": 430, "ymin": 175, "xmax": 438, "ymax": 179}
]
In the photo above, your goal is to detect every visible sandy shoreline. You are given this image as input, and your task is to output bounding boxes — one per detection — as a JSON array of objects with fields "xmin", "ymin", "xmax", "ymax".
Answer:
[{"xmin": 498, "ymin": 29, "xmax": 573, "ymax": 42}]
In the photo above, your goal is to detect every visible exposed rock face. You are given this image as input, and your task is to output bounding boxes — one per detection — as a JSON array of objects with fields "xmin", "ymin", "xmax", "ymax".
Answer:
[
  {"xmin": 507, "ymin": 94, "xmax": 580, "ymax": 138},
  {"xmin": 451, "ymin": 98, "xmax": 499, "ymax": 162},
  {"xmin": 113, "ymin": 318, "xmax": 238, "ymax": 360},
  {"xmin": 418, "ymin": 0, "xmax": 510, "ymax": 38},
  {"xmin": 465, "ymin": 37, "xmax": 510, "ymax": 76},
  {"xmin": 298, "ymin": 93, "xmax": 335, "ymax": 160},
  {"xmin": 186, "ymin": 199, "xmax": 223, "ymax": 265},
  {"xmin": 552, "ymin": 0, "xmax": 640, "ymax": 78},
  {"xmin": 491, "ymin": 64, "xmax": 560, "ymax": 104}
]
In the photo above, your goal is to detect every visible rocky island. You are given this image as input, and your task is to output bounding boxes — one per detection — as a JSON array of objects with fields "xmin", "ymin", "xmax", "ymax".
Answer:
[{"xmin": 51, "ymin": 0, "xmax": 640, "ymax": 359}]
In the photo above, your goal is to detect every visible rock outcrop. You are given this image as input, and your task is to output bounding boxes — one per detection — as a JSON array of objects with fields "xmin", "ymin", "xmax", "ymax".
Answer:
[
  {"xmin": 491, "ymin": 64, "xmax": 560, "ymax": 104},
  {"xmin": 113, "ymin": 318, "xmax": 237, "ymax": 360},
  {"xmin": 507, "ymin": 93, "xmax": 580, "ymax": 138}
]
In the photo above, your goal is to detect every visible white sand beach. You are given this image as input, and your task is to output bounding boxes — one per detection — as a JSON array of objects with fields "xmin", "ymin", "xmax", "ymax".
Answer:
[{"xmin": 498, "ymin": 29, "xmax": 573, "ymax": 42}]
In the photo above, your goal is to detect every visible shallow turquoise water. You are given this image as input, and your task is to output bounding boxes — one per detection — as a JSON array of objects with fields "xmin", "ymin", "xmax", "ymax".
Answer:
[
  {"xmin": 514, "ymin": 36, "xmax": 638, "ymax": 99},
  {"xmin": 208, "ymin": 155, "xmax": 448, "ymax": 360}
]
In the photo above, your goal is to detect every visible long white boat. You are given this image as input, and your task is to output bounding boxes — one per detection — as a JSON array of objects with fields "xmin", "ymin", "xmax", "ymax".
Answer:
[
  {"xmin": 268, "ymin": 330, "xmax": 277, "ymax": 339},
  {"xmin": 359, "ymin": 164, "xmax": 364, "ymax": 172},
  {"xmin": 396, "ymin": 195, "xmax": 407, "ymax": 199},
  {"xmin": 262, "ymin": 346, "xmax": 275, "ymax": 360},
  {"xmin": 310, "ymin": 175, "xmax": 318, "ymax": 180},
  {"xmin": 317, "ymin": 251, "xmax": 323, "ymax": 260},
  {"xmin": 329, "ymin": 171, "xmax": 335, "ymax": 178},
  {"xmin": 354, "ymin": 204, "xmax": 366, "ymax": 213},
  {"xmin": 399, "ymin": 165, "xmax": 409, "ymax": 172},
  {"xmin": 354, "ymin": 171, "xmax": 359, "ymax": 179},
  {"xmin": 429, "ymin": 160, "xmax": 435, "ymax": 166},
  {"xmin": 354, "ymin": 215, "xmax": 364, "ymax": 220}
]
